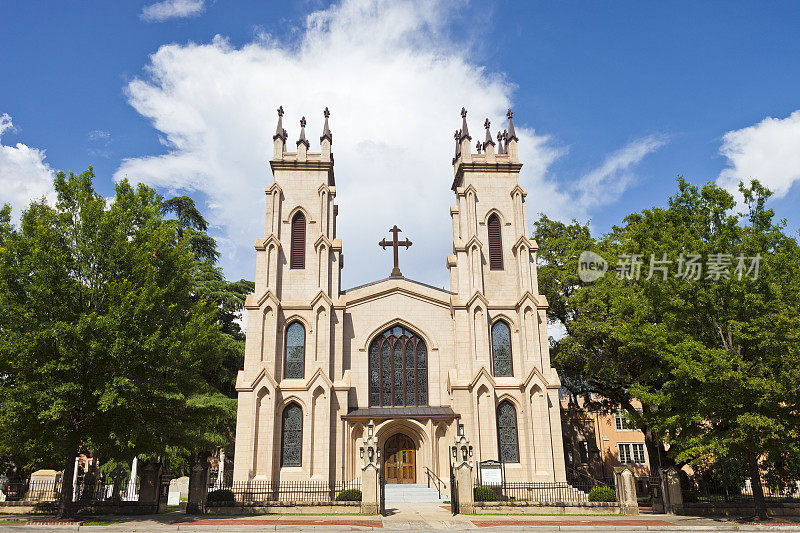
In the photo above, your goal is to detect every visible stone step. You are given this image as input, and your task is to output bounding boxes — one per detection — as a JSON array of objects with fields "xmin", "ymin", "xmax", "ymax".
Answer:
[{"xmin": 383, "ymin": 483, "xmax": 448, "ymax": 503}]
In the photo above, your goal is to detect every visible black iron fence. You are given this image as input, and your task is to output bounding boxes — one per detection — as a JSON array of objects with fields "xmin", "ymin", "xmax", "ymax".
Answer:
[
  {"xmin": 207, "ymin": 480, "xmax": 361, "ymax": 504},
  {"xmin": 682, "ymin": 480, "xmax": 800, "ymax": 503},
  {"xmin": 473, "ymin": 480, "xmax": 605, "ymax": 503},
  {"xmin": 0, "ymin": 477, "xmax": 139, "ymax": 503}
]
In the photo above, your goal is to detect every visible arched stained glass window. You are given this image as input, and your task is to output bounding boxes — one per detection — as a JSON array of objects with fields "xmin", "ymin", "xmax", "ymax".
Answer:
[
  {"xmin": 281, "ymin": 403, "xmax": 303, "ymax": 467},
  {"xmin": 290, "ymin": 212, "xmax": 306, "ymax": 269},
  {"xmin": 368, "ymin": 326, "xmax": 427, "ymax": 407},
  {"xmin": 497, "ymin": 401, "xmax": 519, "ymax": 463},
  {"xmin": 487, "ymin": 213, "xmax": 503, "ymax": 270},
  {"xmin": 491, "ymin": 320, "xmax": 513, "ymax": 377},
  {"xmin": 284, "ymin": 321, "xmax": 305, "ymax": 379}
]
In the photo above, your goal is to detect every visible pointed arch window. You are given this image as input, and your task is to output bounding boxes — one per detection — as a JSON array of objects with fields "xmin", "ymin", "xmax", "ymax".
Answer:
[
  {"xmin": 280, "ymin": 403, "xmax": 303, "ymax": 467},
  {"xmin": 290, "ymin": 212, "xmax": 306, "ymax": 269},
  {"xmin": 497, "ymin": 401, "xmax": 519, "ymax": 463},
  {"xmin": 284, "ymin": 321, "xmax": 305, "ymax": 379},
  {"xmin": 491, "ymin": 320, "xmax": 513, "ymax": 377},
  {"xmin": 368, "ymin": 325, "xmax": 427, "ymax": 407},
  {"xmin": 487, "ymin": 213, "xmax": 503, "ymax": 270}
]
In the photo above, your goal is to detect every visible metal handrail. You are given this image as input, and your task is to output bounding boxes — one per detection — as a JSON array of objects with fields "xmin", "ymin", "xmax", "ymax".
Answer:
[{"xmin": 424, "ymin": 466, "xmax": 447, "ymax": 499}]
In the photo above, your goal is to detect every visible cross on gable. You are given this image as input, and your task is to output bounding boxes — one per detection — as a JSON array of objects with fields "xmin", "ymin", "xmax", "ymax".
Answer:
[{"xmin": 379, "ymin": 225, "xmax": 412, "ymax": 278}]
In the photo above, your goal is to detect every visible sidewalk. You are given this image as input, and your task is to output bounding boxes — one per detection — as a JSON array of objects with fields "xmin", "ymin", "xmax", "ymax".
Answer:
[{"xmin": 4, "ymin": 508, "xmax": 800, "ymax": 531}]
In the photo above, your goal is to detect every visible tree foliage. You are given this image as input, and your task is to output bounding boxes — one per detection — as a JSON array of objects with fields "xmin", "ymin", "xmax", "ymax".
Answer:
[
  {"xmin": 535, "ymin": 178, "xmax": 800, "ymax": 517},
  {"xmin": 0, "ymin": 168, "xmax": 252, "ymax": 511}
]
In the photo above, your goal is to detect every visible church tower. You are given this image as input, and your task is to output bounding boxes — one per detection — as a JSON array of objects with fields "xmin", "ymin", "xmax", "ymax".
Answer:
[{"xmin": 446, "ymin": 108, "xmax": 566, "ymax": 482}]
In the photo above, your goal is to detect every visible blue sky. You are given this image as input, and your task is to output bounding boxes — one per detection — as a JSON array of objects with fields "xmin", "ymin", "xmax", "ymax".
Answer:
[{"xmin": 2, "ymin": 0, "xmax": 799, "ymax": 287}]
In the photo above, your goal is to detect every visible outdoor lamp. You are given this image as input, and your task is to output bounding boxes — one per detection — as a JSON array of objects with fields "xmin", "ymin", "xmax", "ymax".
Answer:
[
  {"xmin": 368, "ymin": 447, "xmax": 374, "ymax": 462},
  {"xmin": 469, "ymin": 446, "xmax": 473, "ymax": 457},
  {"xmin": 457, "ymin": 423, "xmax": 464, "ymax": 437},
  {"xmin": 451, "ymin": 446, "xmax": 457, "ymax": 458},
  {"xmin": 367, "ymin": 424, "xmax": 374, "ymax": 437},
  {"xmin": 461, "ymin": 445, "xmax": 468, "ymax": 461},
  {"xmin": 377, "ymin": 448, "xmax": 381, "ymax": 460},
  {"xmin": 359, "ymin": 447, "xmax": 364, "ymax": 459}
]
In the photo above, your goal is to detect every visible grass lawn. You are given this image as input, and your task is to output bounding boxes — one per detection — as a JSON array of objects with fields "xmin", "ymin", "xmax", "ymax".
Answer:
[{"xmin": 83, "ymin": 519, "xmax": 122, "ymax": 526}]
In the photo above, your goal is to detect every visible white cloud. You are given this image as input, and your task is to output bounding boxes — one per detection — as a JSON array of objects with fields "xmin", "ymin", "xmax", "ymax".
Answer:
[
  {"xmin": 574, "ymin": 134, "xmax": 667, "ymax": 213},
  {"xmin": 116, "ymin": 0, "xmax": 633, "ymax": 287},
  {"xmin": 717, "ymin": 110, "xmax": 800, "ymax": 200},
  {"xmin": 0, "ymin": 113, "xmax": 56, "ymax": 219},
  {"xmin": 140, "ymin": 0, "xmax": 205, "ymax": 23}
]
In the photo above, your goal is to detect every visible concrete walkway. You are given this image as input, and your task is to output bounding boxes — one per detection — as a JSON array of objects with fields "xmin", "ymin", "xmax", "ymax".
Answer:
[{"xmin": 3, "ymin": 509, "xmax": 800, "ymax": 531}]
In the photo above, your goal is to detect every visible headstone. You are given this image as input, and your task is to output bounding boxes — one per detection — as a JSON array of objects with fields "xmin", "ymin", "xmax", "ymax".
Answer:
[
  {"xmin": 27, "ymin": 470, "xmax": 60, "ymax": 501},
  {"xmin": 168, "ymin": 491, "xmax": 180, "ymax": 506},
  {"xmin": 662, "ymin": 468, "xmax": 683, "ymax": 514},
  {"xmin": 169, "ymin": 476, "xmax": 190, "ymax": 500},
  {"xmin": 139, "ymin": 462, "xmax": 162, "ymax": 508}
]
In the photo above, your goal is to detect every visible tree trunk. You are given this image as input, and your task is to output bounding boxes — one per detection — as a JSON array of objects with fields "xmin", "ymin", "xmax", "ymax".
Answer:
[
  {"xmin": 643, "ymin": 429, "xmax": 662, "ymax": 472},
  {"xmin": 748, "ymin": 451, "xmax": 768, "ymax": 520},
  {"xmin": 57, "ymin": 451, "xmax": 77, "ymax": 518}
]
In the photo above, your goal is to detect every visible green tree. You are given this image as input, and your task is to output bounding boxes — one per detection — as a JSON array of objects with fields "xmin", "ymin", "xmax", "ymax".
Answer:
[
  {"xmin": 535, "ymin": 179, "xmax": 800, "ymax": 518},
  {"xmin": 0, "ymin": 169, "xmax": 232, "ymax": 515}
]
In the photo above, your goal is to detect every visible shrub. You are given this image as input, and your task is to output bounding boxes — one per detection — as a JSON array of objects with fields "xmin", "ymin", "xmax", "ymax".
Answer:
[
  {"xmin": 588, "ymin": 486, "xmax": 616, "ymax": 502},
  {"xmin": 335, "ymin": 488, "xmax": 362, "ymax": 502},
  {"xmin": 206, "ymin": 488, "xmax": 235, "ymax": 502},
  {"xmin": 474, "ymin": 486, "xmax": 499, "ymax": 502}
]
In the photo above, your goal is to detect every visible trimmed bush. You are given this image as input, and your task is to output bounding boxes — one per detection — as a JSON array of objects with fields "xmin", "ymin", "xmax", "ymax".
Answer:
[
  {"xmin": 588, "ymin": 486, "xmax": 616, "ymax": 502},
  {"xmin": 335, "ymin": 488, "xmax": 362, "ymax": 502},
  {"xmin": 474, "ymin": 485, "xmax": 499, "ymax": 502},
  {"xmin": 206, "ymin": 488, "xmax": 235, "ymax": 502}
]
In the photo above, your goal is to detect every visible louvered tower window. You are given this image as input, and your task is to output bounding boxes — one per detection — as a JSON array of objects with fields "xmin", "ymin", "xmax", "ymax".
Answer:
[
  {"xmin": 280, "ymin": 403, "xmax": 303, "ymax": 467},
  {"xmin": 290, "ymin": 212, "xmax": 306, "ymax": 269},
  {"xmin": 487, "ymin": 213, "xmax": 503, "ymax": 270},
  {"xmin": 496, "ymin": 401, "xmax": 520, "ymax": 463}
]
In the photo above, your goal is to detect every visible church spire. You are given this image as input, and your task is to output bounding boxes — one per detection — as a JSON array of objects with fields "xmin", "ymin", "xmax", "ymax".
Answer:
[
  {"xmin": 482, "ymin": 118, "xmax": 495, "ymax": 150},
  {"xmin": 496, "ymin": 130, "xmax": 506, "ymax": 154},
  {"xmin": 459, "ymin": 107, "xmax": 472, "ymax": 141},
  {"xmin": 273, "ymin": 106, "xmax": 287, "ymax": 141},
  {"xmin": 506, "ymin": 109, "xmax": 518, "ymax": 142},
  {"xmin": 320, "ymin": 107, "xmax": 332, "ymax": 144},
  {"xmin": 296, "ymin": 116, "xmax": 310, "ymax": 149}
]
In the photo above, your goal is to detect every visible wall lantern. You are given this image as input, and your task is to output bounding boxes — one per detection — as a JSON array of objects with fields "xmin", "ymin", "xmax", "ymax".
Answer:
[
  {"xmin": 457, "ymin": 423, "xmax": 464, "ymax": 437},
  {"xmin": 368, "ymin": 447, "xmax": 374, "ymax": 462},
  {"xmin": 377, "ymin": 448, "xmax": 381, "ymax": 460},
  {"xmin": 451, "ymin": 446, "xmax": 457, "ymax": 459},
  {"xmin": 469, "ymin": 446, "xmax": 473, "ymax": 457},
  {"xmin": 367, "ymin": 424, "xmax": 374, "ymax": 437},
  {"xmin": 359, "ymin": 447, "xmax": 364, "ymax": 459},
  {"xmin": 461, "ymin": 445, "xmax": 468, "ymax": 462}
]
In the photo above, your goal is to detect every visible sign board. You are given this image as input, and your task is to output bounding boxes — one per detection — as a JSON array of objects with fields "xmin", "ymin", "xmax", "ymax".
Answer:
[{"xmin": 479, "ymin": 460, "xmax": 503, "ymax": 486}]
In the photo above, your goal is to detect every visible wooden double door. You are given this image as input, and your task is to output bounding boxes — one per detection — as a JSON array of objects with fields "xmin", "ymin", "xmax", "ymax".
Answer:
[{"xmin": 383, "ymin": 433, "xmax": 416, "ymax": 484}]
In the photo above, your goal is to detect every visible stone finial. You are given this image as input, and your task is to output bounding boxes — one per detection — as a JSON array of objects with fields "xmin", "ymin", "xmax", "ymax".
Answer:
[
  {"xmin": 273, "ymin": 105, "xmax": 287, "ymax": 141},
  {"xmin": 452, "ymin": 129, "xmax": 462, "ymax": 164},
  {"xmin": 297, "ymin": 116, "xmax": 310, "ymax": 149},
  {"xmin": 459, "ymin": 107, "xmax": 471, "ymax": 141},
  {"xmin": 506, "ymin": 108, "xmax": 518, "ymax": 142},
  {"xmin": 482, "ymin": 118, "xmax": 495, "ymax": 149},
  {"xmin": 476, "ymin": 140, "xmax": 482, "ymax": 154},
  {"xmin": 320, "ymin": 107, "xmax": 333, "ymax": 144},
  {"xmin": 497, "ymin": 130, "xmax": 506, "ymax": 154}
]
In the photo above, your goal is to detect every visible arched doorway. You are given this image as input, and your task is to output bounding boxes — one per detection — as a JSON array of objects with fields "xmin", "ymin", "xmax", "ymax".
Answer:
[{"xmin": 384, "ymin": 433, "xmax": 416, "ymax": 484}]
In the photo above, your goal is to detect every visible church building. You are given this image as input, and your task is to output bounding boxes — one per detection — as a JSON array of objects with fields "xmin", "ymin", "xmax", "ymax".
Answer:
[{"xmin": 232, "ymin": 106, "xmax": 568, "ymax": 487}]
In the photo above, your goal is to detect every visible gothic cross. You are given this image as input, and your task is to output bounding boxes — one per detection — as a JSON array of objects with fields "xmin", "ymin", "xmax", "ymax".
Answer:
[{"xmin": 379, "ymin": 225, "xmax": 412, "ymax": 278}]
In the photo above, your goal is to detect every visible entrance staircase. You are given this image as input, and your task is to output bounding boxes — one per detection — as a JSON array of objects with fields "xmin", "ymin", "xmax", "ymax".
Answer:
[{"xmin": 383, "ymin": 483, "xmax": 448, "ymax": 503}]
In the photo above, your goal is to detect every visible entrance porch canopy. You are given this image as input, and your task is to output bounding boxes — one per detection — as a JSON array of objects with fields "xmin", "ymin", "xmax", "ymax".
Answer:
[{"xmin": 341, "ymin": 406, "xmax": 458, "ymax": 422}]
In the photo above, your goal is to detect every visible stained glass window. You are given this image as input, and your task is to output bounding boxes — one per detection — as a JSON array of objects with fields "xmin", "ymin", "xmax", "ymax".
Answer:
[
  {"xmin": 367, "ymin": 326, "xmax": 427, "ymax": 407},
  {"xmin": 497, "ymin": 401, "xmax": 519, "ymax": 463},
  {"xmin": 491, "ymin": 321, "xmax": 513, "ymax": 377},
  {"xmin": 281, "ymin": 403, "xmax": 303, "ymax": 466},
  {"xmin": 284, "ymin": 321, "xmax": 305, "ymax": 379}
]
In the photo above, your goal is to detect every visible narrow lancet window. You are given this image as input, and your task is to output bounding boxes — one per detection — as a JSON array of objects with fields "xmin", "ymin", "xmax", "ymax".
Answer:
[
  {"xmin": 487, "ymin": 213, "xmax": 503, "ymax": 270},
  {"xmin": 291, "ymin": 212, "xmax": 306, "ymax": 269},
  {"xmin": 284, "ymin": 321, "xmax": 305, "ymax": 379},
  {"xmin": 281, "ymin": 403, "xmax": 303, "ymax": 466},
  {"xmin": 497, "ymin": 401, "xmax": 519, "ymax": 463},
  {"xmin": 491, "ymin": 320, "xmax": 513, "ymax": 377}
]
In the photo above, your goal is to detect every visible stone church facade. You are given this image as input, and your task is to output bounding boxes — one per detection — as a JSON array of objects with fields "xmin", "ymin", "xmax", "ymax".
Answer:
[{"xmin": 232, "ymin": 107, "xmax": 568, "ymax": 486}]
